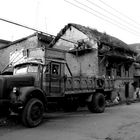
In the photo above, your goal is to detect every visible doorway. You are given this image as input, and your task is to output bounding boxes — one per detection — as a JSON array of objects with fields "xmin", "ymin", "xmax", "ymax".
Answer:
[{"xmin": 125, "ymin": 82, "xmax": 129, "ymax": 98}]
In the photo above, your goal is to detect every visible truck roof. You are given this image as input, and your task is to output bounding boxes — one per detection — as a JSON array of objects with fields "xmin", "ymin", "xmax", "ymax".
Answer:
[
  {"xmin": 14, "ymin": 60, "xmax": 43, "ymax": 67},
  {"xmin": 14, "ymin": 58, "xmax": 66, "ymax": 67}
]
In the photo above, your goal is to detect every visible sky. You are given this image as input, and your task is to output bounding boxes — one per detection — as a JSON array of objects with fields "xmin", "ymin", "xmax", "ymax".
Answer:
[{"xmin": 0, "ymin": 0, "xmax": 140, "ymax": 44}]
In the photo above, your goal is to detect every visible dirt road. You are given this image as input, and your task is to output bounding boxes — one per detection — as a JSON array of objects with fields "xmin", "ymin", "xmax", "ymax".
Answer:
[{"xmin": 1, "ymin": 103, "xmax": 140, "ymax": 140}]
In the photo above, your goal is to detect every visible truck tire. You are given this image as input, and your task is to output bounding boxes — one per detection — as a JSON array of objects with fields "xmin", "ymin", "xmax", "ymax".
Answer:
[
  {"xmin": 87, "ymin": 93, "xmax": 105, "ymax": 113},
  {"xmin": 21, "ymin": 98, "xmax": 44, "ymax": 127}
]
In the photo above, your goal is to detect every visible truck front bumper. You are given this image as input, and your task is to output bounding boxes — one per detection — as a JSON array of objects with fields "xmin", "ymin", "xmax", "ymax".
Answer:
[{"xmin": 10, "ymin": 100, "xmax": 24, "ymax": 113}]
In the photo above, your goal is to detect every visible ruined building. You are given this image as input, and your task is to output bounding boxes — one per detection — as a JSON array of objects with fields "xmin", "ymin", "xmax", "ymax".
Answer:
[{"xmin": 49, "ymin": 23, "xmax": 137, "ymax": 101}]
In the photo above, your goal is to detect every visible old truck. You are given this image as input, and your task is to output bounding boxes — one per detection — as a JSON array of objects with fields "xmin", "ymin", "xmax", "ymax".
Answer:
[{"xmin": 0, "ymin": 47, "xmax": 114, "ymax": 127}]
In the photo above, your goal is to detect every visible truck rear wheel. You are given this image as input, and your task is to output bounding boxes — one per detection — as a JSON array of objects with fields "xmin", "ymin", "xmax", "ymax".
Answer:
[
  {"xmin": 87, "ymin": 93, "xmax": 105, "ymax": 113},
  {"xmin": 22, "ymin": 98, "xmax": 44, "ymax": 127}
]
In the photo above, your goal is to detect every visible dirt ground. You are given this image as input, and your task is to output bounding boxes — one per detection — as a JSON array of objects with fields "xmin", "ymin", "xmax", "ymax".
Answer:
[{"xmin": 1, "ymin": 102, "xmax": 140, "ymax": 140}]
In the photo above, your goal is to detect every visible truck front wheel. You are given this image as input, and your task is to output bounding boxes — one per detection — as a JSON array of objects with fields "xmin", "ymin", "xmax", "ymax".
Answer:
[
  {"xmin": 22, "ymin": 98, "xmax": 44, "ymax": 127},
  {"xmin": 87, "ymin": 93, "xmax": 105, "ymax": 113}
]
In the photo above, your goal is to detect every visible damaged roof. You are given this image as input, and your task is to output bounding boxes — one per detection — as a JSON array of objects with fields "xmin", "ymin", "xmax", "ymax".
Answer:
[
  {"xmin": 0, "ymin": 39, "xmax": 11, "ymax": 44},
  {"xmin": 0, "ymin": 32, "xmax": 54, "ymax": 50},
  {"xmin": 0, "ymin": 39, "xmax": 11, "ymax": 49},
  {"xmin": 49, "ymin": 23, "xmax": 137, "ymax": 55}
]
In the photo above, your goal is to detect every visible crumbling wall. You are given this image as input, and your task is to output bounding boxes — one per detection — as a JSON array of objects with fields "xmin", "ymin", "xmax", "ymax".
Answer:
[
  {"xmin": 53, "ymin": 26, "xmax": 98, "ymax": 77},
  {"xmin": 65, "ymin": 50, "xmax": 98, "ymax": 77},
  {"xmin": 53, "ymin": 26, "xmax": 98, "ymax": 51}
]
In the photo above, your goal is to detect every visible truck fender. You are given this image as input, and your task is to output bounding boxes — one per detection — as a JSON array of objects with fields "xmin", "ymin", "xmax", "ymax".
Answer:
[{"xmin": 18, "ymin": 86, "xmax": 47, "ymax": 106}]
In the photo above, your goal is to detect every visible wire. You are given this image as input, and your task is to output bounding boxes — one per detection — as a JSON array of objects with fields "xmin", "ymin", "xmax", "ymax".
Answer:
[
  {"xmin": 64, "ymin": 0, "xmax": 116, "ymax": 28},
  {"xmin": 86, "ymin": 0, "xmax": 140, "ymax": 32},
  {"xmin": 72, "ymin": 0, "xmax": 140, "ymax": 36},
  {"xmin": 98, "ymin": 0, "xmax": 140, "ymax": 28},
  {"xmin": 0, "ymin": 18, "xmax": 78, "ymax": 45},
  {"xmin": 65, "ymin": 0, "xmax": 140, "ymax": 37}
]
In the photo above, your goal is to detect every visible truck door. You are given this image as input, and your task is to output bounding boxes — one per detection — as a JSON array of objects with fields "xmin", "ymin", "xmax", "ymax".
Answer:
[
  {"xmin": 49, "ymin": 62, "xmax": 62, "ymax": 96},
  {"xmin": 43, "ymin": 61, "xmax": 64, "ymax": 96}
]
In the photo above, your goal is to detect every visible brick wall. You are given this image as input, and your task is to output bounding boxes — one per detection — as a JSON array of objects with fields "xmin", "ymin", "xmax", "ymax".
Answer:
[{"xmin": 0, "ymin": 35, "xmax": 38, "ymax": 72}]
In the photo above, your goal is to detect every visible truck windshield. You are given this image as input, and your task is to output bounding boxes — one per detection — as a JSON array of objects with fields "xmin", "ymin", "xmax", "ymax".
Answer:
[{"xmin": 14, "ymin": 64, "xmax": 38, "ymax": 75}]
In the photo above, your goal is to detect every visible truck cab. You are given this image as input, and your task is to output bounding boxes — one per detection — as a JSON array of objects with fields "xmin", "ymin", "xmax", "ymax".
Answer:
[{"xmin": 13, "ymin": 59, "xmax": 66, "ymax": 97}]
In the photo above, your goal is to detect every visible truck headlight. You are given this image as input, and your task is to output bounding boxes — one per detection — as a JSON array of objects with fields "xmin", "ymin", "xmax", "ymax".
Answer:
[
  {"xmin": 12, "ymin": 87, "xmax": 20, "ymax": 96},
  {"xmin": 13, "ymin": 87, "xmax": 17, "ymax": 93}
]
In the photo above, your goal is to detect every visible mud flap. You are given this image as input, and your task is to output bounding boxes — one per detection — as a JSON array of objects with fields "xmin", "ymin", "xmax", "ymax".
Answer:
[{"xmin": 86, "ymin": 94, "xmax": 93, "ymax": 102}]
